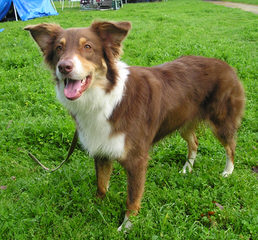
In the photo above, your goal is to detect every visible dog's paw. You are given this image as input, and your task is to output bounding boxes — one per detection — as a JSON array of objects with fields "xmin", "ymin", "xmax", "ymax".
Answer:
[
  {"xmin": 96, "ymin": 190, "xmax": 106, "ymax": 199},
  {"xmin": 117, "ymin": 215, "xmax": 132, "ymax": 233},
  {"xmin": 222, "ymin": 160, "xmax": 234, "ymax": 177},
  {"xmin": 180, "ymin": 161, "xmax": 193, "ymax": 174},
  {"xmin": 221, "ymin": 170, "xmax": 233, "ymax": 177}
]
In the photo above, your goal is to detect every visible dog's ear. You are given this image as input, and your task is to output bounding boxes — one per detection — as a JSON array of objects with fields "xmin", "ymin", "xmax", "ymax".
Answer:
[
  {"xmin": 91, "ymin": 21, "xmax": 131, "ymax": 58},
  {"xmin": 24, "ymin": 23, "xmax": 63, "ymax": 54}
]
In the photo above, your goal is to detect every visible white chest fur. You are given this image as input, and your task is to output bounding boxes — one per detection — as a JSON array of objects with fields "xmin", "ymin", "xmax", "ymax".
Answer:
[{"xmin": 56, "ymin": 61, "xmax": 129, "ymax": 159}]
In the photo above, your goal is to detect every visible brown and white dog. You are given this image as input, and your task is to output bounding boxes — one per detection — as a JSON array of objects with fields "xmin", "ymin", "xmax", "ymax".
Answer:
[{"xmin": 25, "ymin": 21, "xmax": 245, "ymax": 231}]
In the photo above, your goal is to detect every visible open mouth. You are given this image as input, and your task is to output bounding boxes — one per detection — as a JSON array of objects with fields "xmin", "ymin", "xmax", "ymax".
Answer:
[{"xmin": 64, "ymin": 75, "xmax": 91, "ymax": 100}]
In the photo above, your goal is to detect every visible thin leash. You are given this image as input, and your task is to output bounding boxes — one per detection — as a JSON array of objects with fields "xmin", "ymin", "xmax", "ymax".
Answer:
[{"xmin": 27, "ymin": 130, "xmax": 78, "ymax": 172}]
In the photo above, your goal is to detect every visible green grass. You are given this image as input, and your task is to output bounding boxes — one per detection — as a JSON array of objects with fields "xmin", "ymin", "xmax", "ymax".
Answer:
[{"xmin": 0, "ymin": 0, "xmax": 257, "ymax": 239}]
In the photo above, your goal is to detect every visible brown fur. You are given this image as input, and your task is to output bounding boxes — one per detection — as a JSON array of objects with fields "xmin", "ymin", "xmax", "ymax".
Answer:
[
  {"xmin": 110, "ymin": 56, "xmax": 245, "ymax": 216},
  {"xmin": 25, "ymin": 21, "xmax": 245, "ymax": 223}
]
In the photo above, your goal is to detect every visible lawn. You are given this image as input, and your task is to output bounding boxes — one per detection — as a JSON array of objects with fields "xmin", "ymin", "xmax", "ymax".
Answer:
[{"xmin": 0, "ymin": 0, "xmax": 257, "ymax": 239}]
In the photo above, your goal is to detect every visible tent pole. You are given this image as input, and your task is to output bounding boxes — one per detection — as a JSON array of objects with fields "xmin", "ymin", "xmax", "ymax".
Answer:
[
  {"xmin": 51, "ymin": 0, "xmax": 57, "ymax": 12},
  {"xmin": 60, "ymin": 0, "xmax": 64, "ymax": 11},
  {"xmin": 13, "ymin": 4, "xmax": 18, "ymax": 21}
]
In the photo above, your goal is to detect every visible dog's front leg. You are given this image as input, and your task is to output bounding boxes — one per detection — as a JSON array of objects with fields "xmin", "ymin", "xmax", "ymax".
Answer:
[
  {"xmin": 94, "ymin": 157, "xmax": 113, "ymax": 198},
  {"xmin": 118, "ymin": 152, "xmax": 149, "ymax": 232}
]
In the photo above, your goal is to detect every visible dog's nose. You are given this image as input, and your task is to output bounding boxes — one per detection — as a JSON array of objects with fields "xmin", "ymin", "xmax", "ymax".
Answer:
[{"xmin": 58, "ymin": 60, "xmax": 74, "ymax": 74}]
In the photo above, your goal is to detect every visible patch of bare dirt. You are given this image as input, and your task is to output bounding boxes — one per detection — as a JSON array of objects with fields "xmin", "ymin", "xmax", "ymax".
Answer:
[{"xmin": 206, "ymin": 1, "xmax": 258, "ymax": 14}]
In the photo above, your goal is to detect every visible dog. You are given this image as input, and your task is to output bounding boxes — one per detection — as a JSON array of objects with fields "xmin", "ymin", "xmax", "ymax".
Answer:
[{"xmin": 25, "ymin": 21, "xmax": 245, "ymax": 231}]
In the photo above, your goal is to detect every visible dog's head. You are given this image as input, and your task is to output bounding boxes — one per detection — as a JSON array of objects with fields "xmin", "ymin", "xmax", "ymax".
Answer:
[{"xmin": 25, "ymin": 21, "xmax": 131, "ymax": 100}]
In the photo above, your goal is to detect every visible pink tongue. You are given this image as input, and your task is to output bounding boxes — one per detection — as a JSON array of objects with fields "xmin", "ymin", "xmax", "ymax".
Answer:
[{"xmin": 64, "ymin": 79, "xmax": 82, "ymax": 99}]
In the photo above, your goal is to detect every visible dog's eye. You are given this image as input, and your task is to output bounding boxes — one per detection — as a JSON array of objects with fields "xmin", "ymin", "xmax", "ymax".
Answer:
[
  {"xmin": 84, "ymin": 44, "xmax": 91, "ymax": 49},
  {"xmin": 56, "ymin": 45, "xmax": 63, "ymax": 51}
]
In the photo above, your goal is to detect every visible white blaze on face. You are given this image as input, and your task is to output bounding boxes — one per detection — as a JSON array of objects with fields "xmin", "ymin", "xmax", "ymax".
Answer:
[
  {"xmin": 56, "ymin": 55, "xmax": 92, "ymax": 81},
  {"xmin": 71, "ymin": 55, "xmax": 90, "ymax": 80}
]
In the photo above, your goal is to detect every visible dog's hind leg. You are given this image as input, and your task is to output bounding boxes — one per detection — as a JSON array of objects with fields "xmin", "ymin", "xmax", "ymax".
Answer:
[
  {"xmin": 208, "ymin": 85, "xmax": 244, "ymax": 176},
  {"xmin": 180, "ymin": 124, "xmax": 198, "ymax": 174},
  {"xmin": 208, "ymin": 105, "xmax": 242, "ymax": 177},
  {"xmin": 209, "ymin": 116, "xmax": 238, "ymax": 177},
  {"xmin": 222, "ymin": 142, "xmax": 235, "ymax": 177},
  {"xmin": 208, "ymin": 72, "xmax": 244, "ymax": 176},
  {"xmin": 94, "ymin": 157, "xmax": 113, "ymax": 198},
  {"xmin": 210, "ymin": 123, "xmax": 237, "ymax": 177}
]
